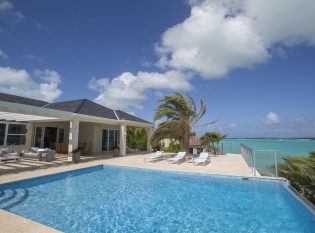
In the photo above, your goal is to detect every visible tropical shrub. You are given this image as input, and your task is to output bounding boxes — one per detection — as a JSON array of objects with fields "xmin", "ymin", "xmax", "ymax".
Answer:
[
  {"xmin": 200, "ymin": 132, "xmax": 226, "ymax": 155},
  {"xmin": 127, "ymin": 128, "xmax": 147, "ymax": 150},
  {"xmin": 278, "ymin": 152, "xmax": 315, "ymax": 204},
  {"xmin": 162, "ymin": 140, "xmax": 182, "ymax": 153}
]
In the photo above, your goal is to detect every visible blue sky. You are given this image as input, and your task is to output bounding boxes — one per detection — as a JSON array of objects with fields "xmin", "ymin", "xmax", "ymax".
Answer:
[{"xmin": 0, "ymin": 0, "xmax": 315, "ymax": 137}]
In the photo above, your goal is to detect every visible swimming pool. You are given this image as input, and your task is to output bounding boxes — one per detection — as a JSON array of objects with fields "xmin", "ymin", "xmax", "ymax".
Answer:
[{"xmin": 1, "ymin": 165, "xmax": 314, "ymax": 233}]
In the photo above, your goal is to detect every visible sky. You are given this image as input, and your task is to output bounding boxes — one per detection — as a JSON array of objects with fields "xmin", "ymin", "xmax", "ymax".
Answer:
[{"xmin": 0, "ymin": 0, "xmax": 315, "ymax": 138}]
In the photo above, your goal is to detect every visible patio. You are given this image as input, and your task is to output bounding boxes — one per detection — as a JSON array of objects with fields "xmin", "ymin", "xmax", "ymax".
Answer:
[{"xmin": 0, "ymin": 153, "xmax": 253, "ymax": 184}]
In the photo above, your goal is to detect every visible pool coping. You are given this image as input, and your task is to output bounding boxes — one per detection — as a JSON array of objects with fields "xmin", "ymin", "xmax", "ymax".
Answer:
[
  {"xmin": 0, "ymin": 163, "xmax": 314, "ymax": 233},
  {"xmin": 0, "ymin": 209, "xmax": 62, "ymax": 233}
]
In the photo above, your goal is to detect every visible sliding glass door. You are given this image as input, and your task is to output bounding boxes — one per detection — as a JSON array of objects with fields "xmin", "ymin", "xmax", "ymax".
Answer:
[
  {"xmin": 34, "ymin": 127, "xmax": 65, "ymax": 149},
  {"xmin": 34, "ymin": 127, "xmax": 43, "ymax": 147},
  {"xmin": 102, "ymin": 129, "xmax": 120, "ymax": 151}
]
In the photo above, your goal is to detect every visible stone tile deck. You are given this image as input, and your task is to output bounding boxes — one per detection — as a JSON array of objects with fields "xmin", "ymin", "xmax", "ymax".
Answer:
[{"xmin": 0, "ymin": 153, "xmax": 252, "ymax": 233}]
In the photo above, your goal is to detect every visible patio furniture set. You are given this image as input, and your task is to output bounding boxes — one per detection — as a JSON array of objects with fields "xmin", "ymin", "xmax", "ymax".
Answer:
[{"xmin": 0, "ymin": 147, "xmax": 56, "ymax": 162}]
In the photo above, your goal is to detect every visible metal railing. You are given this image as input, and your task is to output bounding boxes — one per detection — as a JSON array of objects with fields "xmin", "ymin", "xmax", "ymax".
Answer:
[{"xmin": 240, "ymin": 144, "xmax": 278, "ymax": 177}]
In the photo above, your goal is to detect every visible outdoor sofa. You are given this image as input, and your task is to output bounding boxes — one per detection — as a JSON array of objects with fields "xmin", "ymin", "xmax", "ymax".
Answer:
[
  {"xmin": 0, "ymin": 148, "xmax": 21, "ymax": 162},
  {"xmin": 23, "ymin": 147, "xmax": 56, "ymax": 161}
]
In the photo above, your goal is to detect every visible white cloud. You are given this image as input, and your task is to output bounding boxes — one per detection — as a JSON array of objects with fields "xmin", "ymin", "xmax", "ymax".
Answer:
[
  {"xmin": 262, "ymin": 112, "xmax": 280, "ymax": 125},
  {"xmin": 0, "ymin": 49, "xmax": 8, "ymax": 59},
  {"xmin": 0, "ymin": 0, "xmax": 24, "ymax": 21},
  {"xmin": 156, "ymin": 0, "xmax": 315, "ymax": 78},
  {"xmin": 25, "ymin": 54, "xmax": 44, "ymax": 62},
  {"xmin": 89, "ymin": 70, "xmax": 192, "ymax": 111},
  {"xmin": 229, "ymin": 123, "xmax": 236, "ymax": 129},
  {"xmin": 0, "ymin": 66, "xmax": 62, "ymax": 102},
  {"xmin": 0, "ymin": 0, "xmax": 13, "ymax": 12},
  {"xmin": 89, "ymin": 0, "xmax": 315, "ymax": 111},
  {"xmin": 33, "ymin": 69, "xmax": 61, "ymax": 84}
]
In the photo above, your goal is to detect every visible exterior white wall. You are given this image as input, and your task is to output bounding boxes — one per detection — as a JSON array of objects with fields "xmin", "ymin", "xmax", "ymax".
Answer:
[{"xmin": 78, "ymin": 122, "xmax": 94, "ymax": 154}]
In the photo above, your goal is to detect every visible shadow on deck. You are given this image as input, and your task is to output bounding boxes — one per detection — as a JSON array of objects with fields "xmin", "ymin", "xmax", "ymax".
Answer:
[{"xmin": 0, "ymin": 154, "xmax": 110, "ymax": 176}]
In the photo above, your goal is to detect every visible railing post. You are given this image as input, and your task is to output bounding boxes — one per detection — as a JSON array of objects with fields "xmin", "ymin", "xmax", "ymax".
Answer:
[{"xmin": 274, "ymin": 151, "xmax": 278, "ymax": 177}]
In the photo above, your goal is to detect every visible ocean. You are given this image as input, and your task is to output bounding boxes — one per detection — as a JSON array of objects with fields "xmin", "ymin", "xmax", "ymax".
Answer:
[{"xmin": 221, "ymin": 138, "xmax": 315, "ymax": 175}]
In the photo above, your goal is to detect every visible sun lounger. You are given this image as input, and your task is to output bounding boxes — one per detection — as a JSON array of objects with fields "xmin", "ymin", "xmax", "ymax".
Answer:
[
  {"xmin": 192, "ymin": 152, "xmax": 210, "ymax": 166},
  {"xmin": 168, "ymin": 151, "xmax": 186, "ymax": 164},
  {"xmin": 127, "ymin": 147, "xmax": 141, "ymax": 153},
  {"xmin": 144, "ymin": 151, "xmax": 163, "ymax": 162}
]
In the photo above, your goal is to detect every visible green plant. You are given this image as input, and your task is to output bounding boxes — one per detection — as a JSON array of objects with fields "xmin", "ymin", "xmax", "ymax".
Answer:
[
  {"xmin": 127, "ymin": 128, "xmax": 147, "ymax": 150},
  {"xmin": 200, "ymin": 132, "xmax": 227, "ymax": 155},
  {"xmin": 162, "ymin": 140, "xmax": 182, "ymax": 153},
  {"xmin": 278, "ymin": 152, "xmax": 315, "ymax": 204},
  {"xmin": 150, "ymin": 92, "xmax": 215, "ymax": 152}
]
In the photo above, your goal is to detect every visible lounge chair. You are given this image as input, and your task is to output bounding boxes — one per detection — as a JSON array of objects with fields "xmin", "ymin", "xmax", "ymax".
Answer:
[
  {"xmin": 79, "ymin": 142, "xmax": 90, "ymax": 156},
  {"xmin": 126, "ymin": 146, "xmax": 140, "ymax": 153},
  {"xmin": 168, "ymin": 151, "xmax": 186, "ymax": 164},
  {"xmin": 144, "ymin": 151, "xmax": 163, "ymax": 162},
  {"xmin": 0, "ymin": 148, "xmax": 20, "ymax": 162},
  {"xmin": 192, "ymin": 152, "xmax": 210, "ymax": 166}
]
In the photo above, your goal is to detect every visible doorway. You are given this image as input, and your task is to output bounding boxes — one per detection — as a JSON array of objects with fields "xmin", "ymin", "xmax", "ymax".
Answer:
[
  {"xmin": 44, "ymin": 127, "xmax": 58, "ymax": 149},
  {"xmin": 34, "ymin": 127, "xmax": 65, "ymax": 149}
]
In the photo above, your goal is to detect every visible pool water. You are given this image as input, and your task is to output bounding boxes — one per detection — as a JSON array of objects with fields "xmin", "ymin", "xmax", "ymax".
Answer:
[{"xmin": 1, "ymin": 165, "xmax": 314, "ymax": 233}]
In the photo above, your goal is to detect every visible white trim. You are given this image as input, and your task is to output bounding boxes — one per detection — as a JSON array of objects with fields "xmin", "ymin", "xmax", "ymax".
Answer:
[{"xmin": 113, "ymin": 110, "xmax": 119, "ymax": 120}]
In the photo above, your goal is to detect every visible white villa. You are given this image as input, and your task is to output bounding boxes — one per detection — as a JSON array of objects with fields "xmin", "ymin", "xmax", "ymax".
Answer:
[{"xmin": 0, "ymin": 92, "xmax": 154, "ymax": 156}]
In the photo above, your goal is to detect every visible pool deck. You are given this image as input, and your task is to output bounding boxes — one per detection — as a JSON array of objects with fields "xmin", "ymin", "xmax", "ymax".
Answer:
[{"xmin": 0, "ymin": 153, "xmax": 254, "ymax": 233}]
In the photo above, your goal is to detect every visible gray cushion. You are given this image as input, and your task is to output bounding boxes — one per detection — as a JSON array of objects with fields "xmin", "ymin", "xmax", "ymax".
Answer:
[
  {"xmin": 30, "ymin": 147, "xmax": 39, "ymax": 153},
  {"xmin": 1, "ymin": 148, "xmax": 11, "ymax": 154}
]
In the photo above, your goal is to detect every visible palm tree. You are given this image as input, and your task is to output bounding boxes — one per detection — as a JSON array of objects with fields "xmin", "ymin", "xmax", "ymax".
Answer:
[
  {"xmin": 214, "ymin": 132, "xmax": 227, "ymax": 154},
  {"xmin": 200, "ymin": 132, "xmax": 227, "ymax": 155},
  {"xmin": 150, "ymin": 92, "xmax": 214, "ymax": 152}
]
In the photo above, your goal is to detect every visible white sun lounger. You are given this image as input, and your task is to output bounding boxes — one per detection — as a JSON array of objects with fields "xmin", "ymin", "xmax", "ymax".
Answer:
[
  {"xmin": 168, "ymin": 151, "xmax": 186, "ymax": 164},
  {"xmin": 192, "ymin": 152, "xmax": 210, "ymax": 166},
  {"xmin": 144, "ymin": 151, "xmax": 163, "ymax": 162}
]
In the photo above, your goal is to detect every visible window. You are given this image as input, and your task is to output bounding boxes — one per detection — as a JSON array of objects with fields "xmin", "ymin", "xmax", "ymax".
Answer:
[
  {"xmin": 102, "ymin": 129, "xmax": 108, "ymax": 151},
  {"xmin": 115, "ymin": 130, "xmax": 120, "ymax": 147},
  {"xmin": 34, "ymin": 127, "xmax": 43, "ymax": 147},
  {"xmin": 8, "ymin": 124, "xmax": 26, "ymax": 134},
  {"xmin": 6, "ymin": 135, "xmax": 26, "ymax": 145},
  {"xmin": 102, "ymin": 129, "xmax": 120, "ymax": 151},
  {"xmin": 58, "ymin": 128, "xmax": 65, "ymax": 143},
  {"xmin": 5, "ymin": 123, "xmax": 27, "ymax": 146},
  {"xmin": 0, "ymin": 123, "xmax": 5, "ymax": 146},
  {"xmin": 108, "ymin": 130, "xmax": 115, "ymax": 150}
]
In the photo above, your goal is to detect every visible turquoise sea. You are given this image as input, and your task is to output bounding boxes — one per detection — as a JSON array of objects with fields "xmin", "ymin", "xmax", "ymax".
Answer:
[
  {"xmin": 221, "ymin": 139, "xmax": 315, "ymax": 175},
  {"xmin": 222, "ymin": 139, "xmax": 315, "ymax": 157},
  {"xmin": 222, "ymin": 138, "xmax": 315, "ymax": 157}
]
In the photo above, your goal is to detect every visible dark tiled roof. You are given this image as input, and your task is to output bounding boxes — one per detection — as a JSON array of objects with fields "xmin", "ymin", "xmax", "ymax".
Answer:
[
  {"xmin": 0, "ymin": 92, "xmax": 48, "ymax": 107},
  {"xmin": 45, "ymin": 99, "xmax": 117, "ymax": 120},
  {"xmin": 115, "ymin": 110, "xmax": 152, "ymax": 124},
  {"xmin": 0, "ymin": 92, "xmax": 151, "ymax": 124}
]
